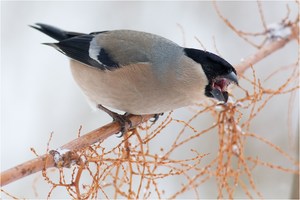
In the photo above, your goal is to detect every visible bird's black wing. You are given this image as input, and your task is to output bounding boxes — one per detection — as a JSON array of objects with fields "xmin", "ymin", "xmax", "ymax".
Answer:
[
  {"xmin": 32, "ymin": 24, "xmax": 154, "ymax": 70},
  {"xmin": 49, "ymin": 35, "xmax": 119, "ymax": 70},
  {"xmin": 30, "ymin": 23, "xmax": 85, "ymax": 41}
]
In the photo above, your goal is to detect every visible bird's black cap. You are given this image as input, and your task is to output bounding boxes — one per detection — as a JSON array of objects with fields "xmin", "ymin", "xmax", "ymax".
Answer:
[{"xmin": 184, "ymin": 48, "xmax": 238, "ymax": 102}]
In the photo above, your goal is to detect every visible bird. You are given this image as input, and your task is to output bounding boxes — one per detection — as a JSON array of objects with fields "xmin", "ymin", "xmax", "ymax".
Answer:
[{"xmin": 30, "ymin": 23, "xmax": 238, "ymax": 135}]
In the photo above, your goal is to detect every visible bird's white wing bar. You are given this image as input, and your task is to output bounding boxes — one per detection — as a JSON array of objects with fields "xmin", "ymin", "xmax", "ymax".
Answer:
[
  {"xmin": 53, "ymin": 35, "xmax": 117, "ymax": 70},
  {"xmin": 89, "ymin": 37, "xmax": 102, "ymax": 65}
]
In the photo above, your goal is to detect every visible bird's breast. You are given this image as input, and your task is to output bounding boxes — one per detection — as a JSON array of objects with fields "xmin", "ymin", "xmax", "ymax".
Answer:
[{"xmin": 69, "ymin": 59, "xmax": 207, "ymax": 114}]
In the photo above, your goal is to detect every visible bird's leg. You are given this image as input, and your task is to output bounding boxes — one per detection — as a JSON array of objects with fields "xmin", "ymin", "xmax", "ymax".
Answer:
[
  {"xmin": 97, "ymin": 104, "xmax": 132, "ymax": 137},
  {"xmin": 150, "ymin": 113, "xmax": 164, "ymax": 124}
]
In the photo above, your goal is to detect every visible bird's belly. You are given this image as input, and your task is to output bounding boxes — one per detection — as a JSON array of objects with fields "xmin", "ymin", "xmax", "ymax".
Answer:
[{"xmin": 70, "ymin": 60, "xmax": 205, "ymax": 114}]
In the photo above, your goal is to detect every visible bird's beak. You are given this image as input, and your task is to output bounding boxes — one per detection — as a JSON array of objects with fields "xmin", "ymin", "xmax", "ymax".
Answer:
[
  {"xmin": 211, "ymin": 88, "xmax": 229, "ymax": 102},
  {"xmin": 222, "ymin": 71, "xmax": 238, "ymax": 85},
  {"xmin": 210, "ymin": 71, "xmax": 238, "ymax": 103}
]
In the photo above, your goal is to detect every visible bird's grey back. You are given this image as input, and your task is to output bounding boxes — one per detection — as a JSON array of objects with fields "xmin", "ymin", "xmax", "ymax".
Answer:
[
  {"xmin": 92, "ymin": 30, "xmax": 184, "ymax": 69},
  {"xmin": 31, "ymin": 23, "xmax": 185, "ymax": 72}
]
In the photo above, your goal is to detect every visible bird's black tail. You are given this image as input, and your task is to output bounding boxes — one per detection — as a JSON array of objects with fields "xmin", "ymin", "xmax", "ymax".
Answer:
[{"xmin": 30, "ymin": 23, "xmax": 85, "ymax": 41}]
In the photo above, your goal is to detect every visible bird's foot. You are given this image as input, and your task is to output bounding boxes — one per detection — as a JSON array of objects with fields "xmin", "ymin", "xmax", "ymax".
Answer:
[
  {"xmin": 150, "ymin": 113, "xmax": 164, "ymax": 124},
  {"xmin": 97, "ymin": 105, "xmax": 132, "ymax": 137},
  {"xmin": 112, "ymin": 112, "xmax": 133, "ymax": 137}
]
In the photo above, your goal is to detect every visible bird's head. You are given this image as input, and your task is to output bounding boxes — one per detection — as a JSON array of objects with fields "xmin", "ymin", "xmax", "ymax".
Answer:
[{"xmin": 184, "ymin": 48, "xmax": 238, "ymax": 103}]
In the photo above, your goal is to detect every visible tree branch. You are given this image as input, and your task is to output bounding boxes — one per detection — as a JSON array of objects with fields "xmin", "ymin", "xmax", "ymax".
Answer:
[
  {"xmin": 1, "ymin": 114, "xmax": 153, "ymax": 186},
  {"xmin": 236, "ymin": 23, "xmax": 298, "ymax": 75}
]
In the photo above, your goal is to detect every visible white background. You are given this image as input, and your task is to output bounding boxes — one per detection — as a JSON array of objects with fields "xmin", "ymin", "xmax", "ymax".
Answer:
[{"xmin": 1, "ymin": 1, "xmax": 299, "ymax": 198}]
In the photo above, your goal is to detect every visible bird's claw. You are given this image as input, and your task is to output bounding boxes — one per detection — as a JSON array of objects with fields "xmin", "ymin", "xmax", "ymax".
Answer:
[
  {"xmin": 150, "ymin": 113, "xmax": 164, "ymax": 124},
  {"xmin": 112, "ymin": 113, "xmax": 133, "ymax": 137},
  {"xmin": 97, "ymin": 104, "xmax": 133, "ymax": 137}
]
